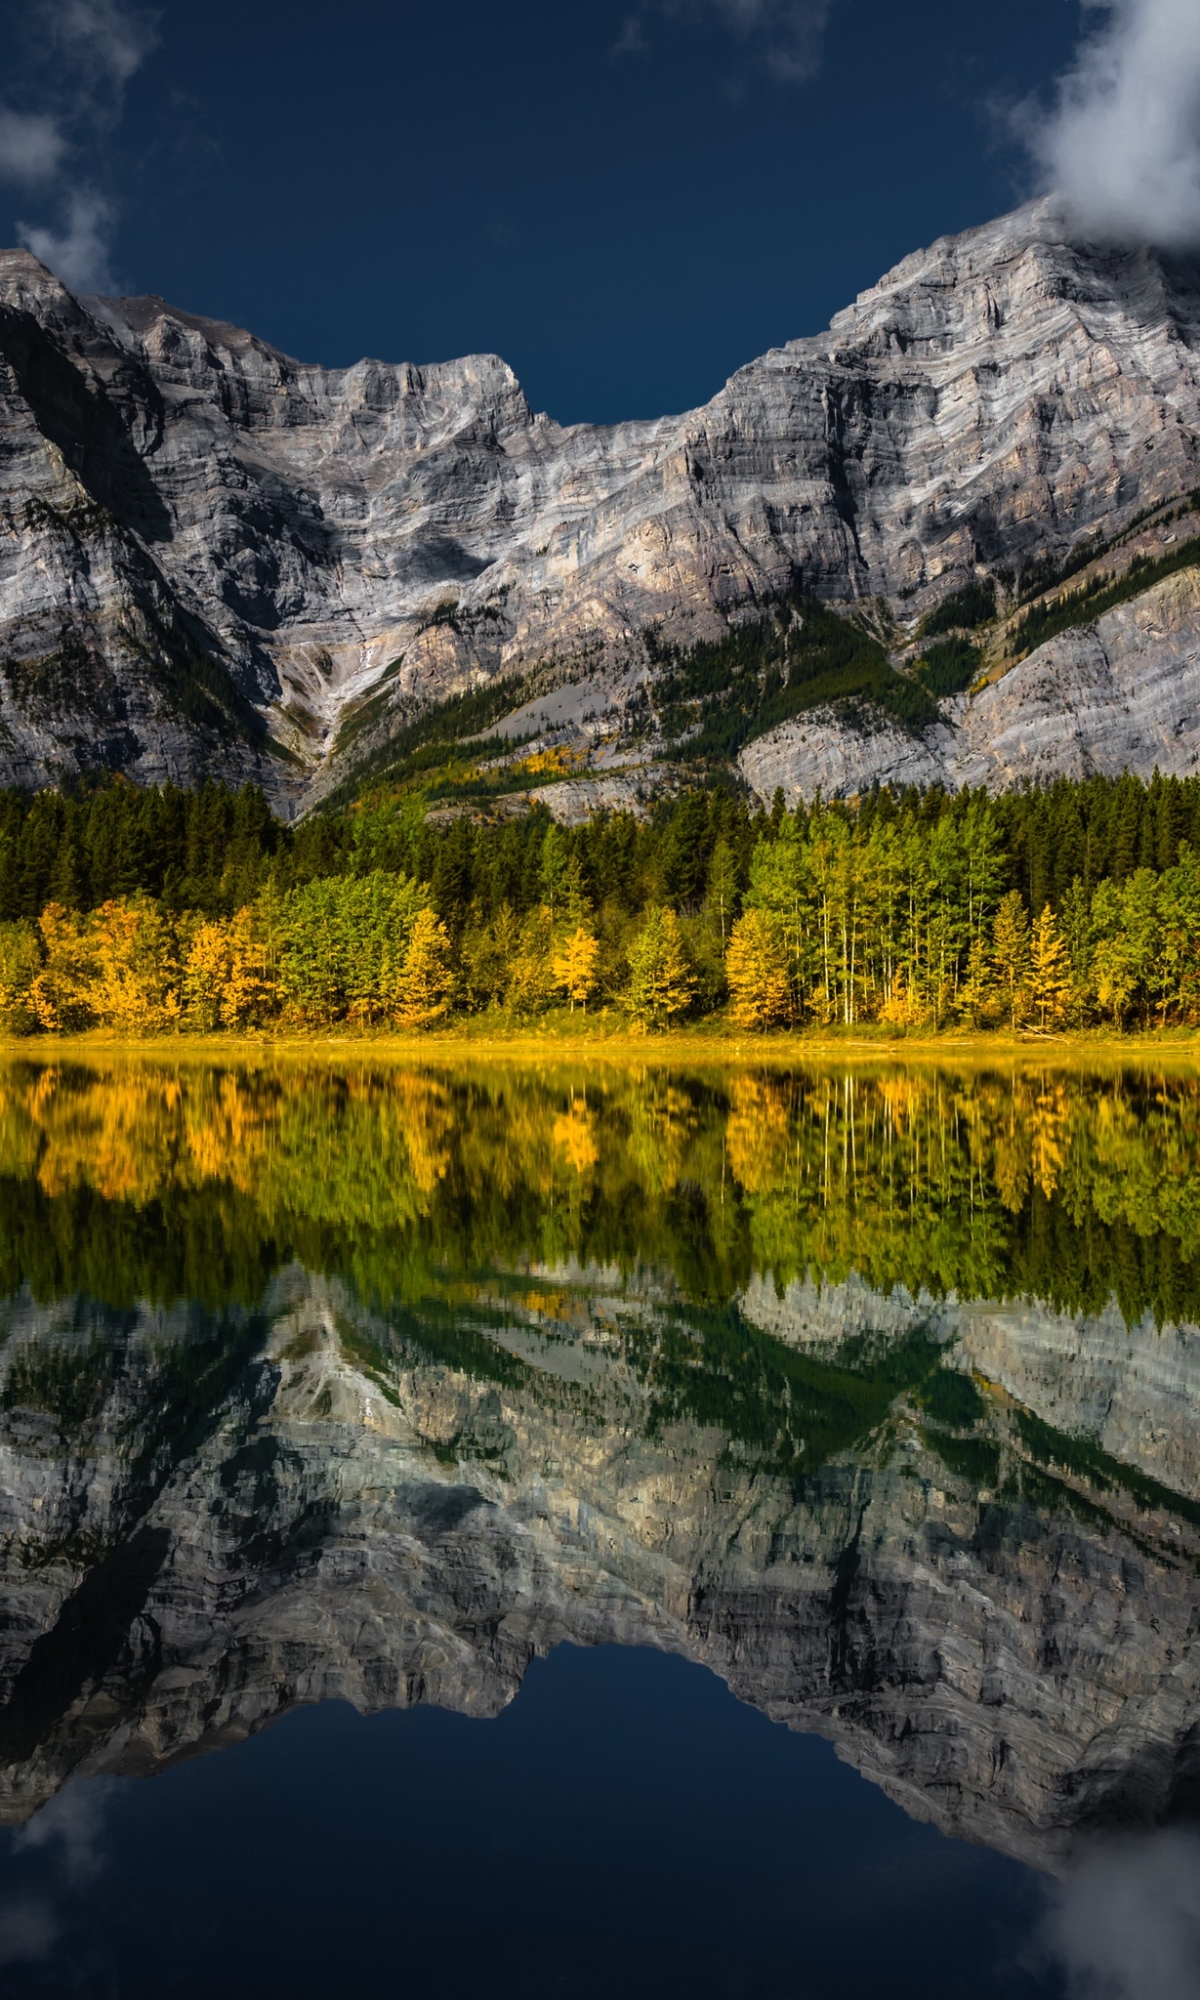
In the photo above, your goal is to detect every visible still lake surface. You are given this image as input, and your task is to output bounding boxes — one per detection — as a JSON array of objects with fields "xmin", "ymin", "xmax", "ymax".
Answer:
[{"xmin": 0, "ymin": 1055, "xmax": 1198, "ymax": 1996}]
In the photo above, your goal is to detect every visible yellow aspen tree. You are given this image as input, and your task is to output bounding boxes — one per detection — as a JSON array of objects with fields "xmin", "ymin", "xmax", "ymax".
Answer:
[
  {"xmin": 101, "ymin": 899, "xmax": 181, "ymax": 1031},
  {"xmin": 1028, "ymin": 903, "xmax": 1070, "ymax": 1032},
  {"xmin": 991, "ymin": 890, "xmax": 1031, "ymax": 1031},
  {"xmin": 725, "ymin": 1074, "xmax": 791, "ymax": 1190},
  {"xmin": 879, "ymin": 966, "xmax": 927, "ymax": 1029},
  {"xmin": 393, "ymin": 908, "xmax": 454, "ymax": 1029},
  {"xmin": 90, "ymin": 901, "xmax": 156, "ymax": 1031},
  {"xmin": 184, "ymin": 920, "xmax": 231, "ymax": 1031},
  {"xmin": 724, "ymin": 910, "xmax": 790, "ymax": 1030},
  {"xmin": 221, "ymin": 907, "xmax": 276, "ymax": 1028},
  {"xmin": 552, "ymin": 1098, "xmax": 599, "ymax": 1173},
  {"xmin": 30, "ymin": 904, "xmax": 93, "ymax": 1032},
  {"xmin": 551, "ymin": 925, "xmax": 600, "ymax": 1011}
]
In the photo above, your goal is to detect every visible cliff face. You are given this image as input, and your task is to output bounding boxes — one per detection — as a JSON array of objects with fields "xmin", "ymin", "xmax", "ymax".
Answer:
[
  {"xmin": 2, "ymin": 200, "xmax": 1200, "ymax": 805},
  {"xmin": 2, "ymin": 1264, "xmax": 1200, "ymax": 1874}
]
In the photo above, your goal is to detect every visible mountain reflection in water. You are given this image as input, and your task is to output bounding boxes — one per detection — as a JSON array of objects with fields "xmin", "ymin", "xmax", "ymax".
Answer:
[{"xmin": 0, "ymin": 1056, "xmax": 1199, "ymax": 1994}]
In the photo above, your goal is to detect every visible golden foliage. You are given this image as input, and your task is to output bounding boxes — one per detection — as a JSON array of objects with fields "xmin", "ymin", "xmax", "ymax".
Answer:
[
  {"xmin": 552, "ymin": 1098, "xmax": 599, "ymax": 1174},
  {"xmin": 725, "ymin": 911, "xmax": 790, "ymax": 1031},
  {"xmin": 1029, "ymin": 904, "xmax": 1070, "ymax": 1032},
  {"xmin": 878, "ymin": 968, "xmax": 929, "ymax": 1029},
  {"xmin": 725, "ymin": 1075, "xmax": 791, "ymax": 1193},
  {"xmin": 551, "ymin": 926, "xmax": 600, "ymax": 1011},
  {"xmin": 393, "ymin": 909, "xmax": 454, "ymax": 1030}
]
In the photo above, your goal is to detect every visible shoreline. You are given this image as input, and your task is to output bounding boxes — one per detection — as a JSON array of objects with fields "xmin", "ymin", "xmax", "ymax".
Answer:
[{"xmin": 1, "ymin": 1023, "xmax": 1199, "ymax": 1070}]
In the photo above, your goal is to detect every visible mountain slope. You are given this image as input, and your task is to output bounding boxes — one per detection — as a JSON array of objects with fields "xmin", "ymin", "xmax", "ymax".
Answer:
[{"xmin": 2, "ymin": 198, "xmax": 1200, "ymax": 809}]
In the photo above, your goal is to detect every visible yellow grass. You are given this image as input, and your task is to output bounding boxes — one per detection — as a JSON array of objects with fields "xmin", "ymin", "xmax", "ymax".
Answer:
[{"xmin": 3, "ymin": 1018, "xmax": 1199, "ymax": 1072}]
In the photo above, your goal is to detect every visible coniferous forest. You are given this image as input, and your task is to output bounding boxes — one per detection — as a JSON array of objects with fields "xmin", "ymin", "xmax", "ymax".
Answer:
[{"xmin": 2, "ymin": 770, "xmax": 1200, "ymax": 1034}]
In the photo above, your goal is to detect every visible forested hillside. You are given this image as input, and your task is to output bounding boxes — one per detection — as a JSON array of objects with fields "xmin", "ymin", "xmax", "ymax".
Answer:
[{"xmin": 1, "ymin": 772, "xmax": 1199, "ymax": 1034}]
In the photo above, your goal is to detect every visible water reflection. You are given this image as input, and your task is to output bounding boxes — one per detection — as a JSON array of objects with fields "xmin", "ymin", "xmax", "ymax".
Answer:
[
  {"xmin": 0, "ymin": 1056, "xmax": 1198, "ymax": 1940},
  {"xmin": 1044, "ymin": 1828, "xmax": 1200, "ymax": 2000}
]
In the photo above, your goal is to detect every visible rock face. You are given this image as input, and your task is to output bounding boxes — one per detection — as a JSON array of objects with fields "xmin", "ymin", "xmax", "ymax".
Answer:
[
  {"xmin": 3, "ymin": 1263, "xmax": 1200, "ymax": 1874},
  {"xmin": 740, "ymin": 568, "xmax": 1200, "ymax": 801},
  {"xmin": 2, "ymin": 199, "xmax": 1200, "ymax": 804}
]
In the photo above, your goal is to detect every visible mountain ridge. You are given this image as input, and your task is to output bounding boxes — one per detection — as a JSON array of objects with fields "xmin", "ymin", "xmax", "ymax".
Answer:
[{"xmin": 3, "ymin": 198, "xmax": 1200, "ymax": 812}]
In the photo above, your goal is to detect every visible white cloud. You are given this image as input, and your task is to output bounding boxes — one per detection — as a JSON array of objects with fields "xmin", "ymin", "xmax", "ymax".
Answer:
[
  {"xmin": 18, "ymin": 189, "xmax": 116, "ymax": 293},
  {"xmin": 50, "ymin": 0, "xmax": 158, "ymax": 91},
  {"xmin": 1042, "ymin": 1828, "xmax": 1200, "ymax": 1999},
  {"xmin": 618, "ymin": 0, "xmax": 834, "ymax": 82},
  {"xmin": 701, "ymin": 0, "xmax": 831, "ymax": 80},
  {"xmin": 3, "ymin": 0, "xmax": 157, "ymax": 293},
  {"xmin": 0, "ymin": 110, "xmax": 67, "ymax": 185},
  {"xmin": 16, "ymin": 1781, "xmax": 110, "ymax": 1886},
  {"xmin": 1028, "ymin": 0, "xmax": 1200, "ymax": 247}
]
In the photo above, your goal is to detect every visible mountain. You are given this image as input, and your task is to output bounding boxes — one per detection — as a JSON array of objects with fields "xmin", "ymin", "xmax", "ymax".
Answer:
[{"xmin": 2, "ymin": 199, "xmax": 1200, "ymax": 813}]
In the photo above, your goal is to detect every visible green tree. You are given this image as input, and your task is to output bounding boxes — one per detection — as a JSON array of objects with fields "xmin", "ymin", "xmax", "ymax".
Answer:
[
  {"xmin": 705, "ymin": 838, "xmax": 739, "ymax": 944},
  {"xmin": 0, "ymin": 920, "xmax": 40, "ymax": 1033},
  {"xmin": 627, "ymin": 906, "xmax": 695, "ymax": 1028},
  {"xmin": 955, "ymin": 936, "xmax": 993, "ymax": 1027}
]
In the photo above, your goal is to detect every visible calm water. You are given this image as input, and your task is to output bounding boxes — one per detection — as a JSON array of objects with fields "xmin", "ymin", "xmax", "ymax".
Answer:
[{"xmin": 0, "ymin": 1056, "xmax": 1199, "ymax": 1997}]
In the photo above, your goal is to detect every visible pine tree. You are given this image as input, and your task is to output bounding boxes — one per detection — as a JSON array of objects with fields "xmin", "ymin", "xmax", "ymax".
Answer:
[
  {"xmin": 394, "ymin": 908, "xmax": 454, "ymax": 1029},
  {"xmin": 705, "ymin": 839, "xmax": 739, "ymax": 944},
  {"xmin": 725, "ymin": 910, "xmax": 790, "ymax": 1030},
  {"xmin": 461, "ymin": 901, "xmax": 521, "ymax": 1009},
  {"xmin": 539, "ymin": 822, "xmax": 570, "ymax": 916},
  {"xmin": 626, "ymin": 906, "xmax": 695, "ymax": 1028}
]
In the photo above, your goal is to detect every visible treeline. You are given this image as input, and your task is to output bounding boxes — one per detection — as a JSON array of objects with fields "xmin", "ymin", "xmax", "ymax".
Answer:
[{"xmin": 2, "ymin": 771, "xmax": 1200, "ymax": 1032}]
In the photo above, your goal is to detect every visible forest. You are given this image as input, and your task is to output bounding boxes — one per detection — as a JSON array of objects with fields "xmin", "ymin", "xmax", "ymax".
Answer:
[{"xmin": 1, "ymin": 768, "xmax": 1200, "ymax": 1033}]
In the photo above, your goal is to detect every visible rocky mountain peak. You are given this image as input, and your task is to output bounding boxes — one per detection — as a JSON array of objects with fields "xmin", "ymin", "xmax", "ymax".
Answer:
[{"xmin": 2, "ymin": 205, "xmax": 1199, "ymax": 811}]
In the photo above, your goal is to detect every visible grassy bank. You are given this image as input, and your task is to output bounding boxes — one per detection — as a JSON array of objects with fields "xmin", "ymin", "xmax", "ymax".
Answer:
[{"xmin": 5, "ymin": 1017, "xmax": 1200, "ymax": 1071}]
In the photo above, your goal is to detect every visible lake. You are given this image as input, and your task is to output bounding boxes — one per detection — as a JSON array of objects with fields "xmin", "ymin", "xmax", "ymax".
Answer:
[{"xmin": 0, "ymin": 1054, "xmax": 1198, "ymax": 1997}]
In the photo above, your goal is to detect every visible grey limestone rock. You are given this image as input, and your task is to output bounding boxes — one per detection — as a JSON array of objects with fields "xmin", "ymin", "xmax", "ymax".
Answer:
[{"xmin": 3, "ymin": 197, "xmax": 1200, "ymax": 804}]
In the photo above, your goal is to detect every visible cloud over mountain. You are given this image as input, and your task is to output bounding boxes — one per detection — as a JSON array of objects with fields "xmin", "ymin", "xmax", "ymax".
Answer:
[
  {"xmin": 1029, "ymin": 0, "xmax": 1200, "ymax": 248},
  {"xmin": 1, "ymin": 0, "xmax": 157, "ymax": 292}
]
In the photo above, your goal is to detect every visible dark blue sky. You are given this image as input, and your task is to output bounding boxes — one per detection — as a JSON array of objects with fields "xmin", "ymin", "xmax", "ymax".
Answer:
[{"xmin": 2, "ymin": 0, "xmax": 1086, "ymax": 424}]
